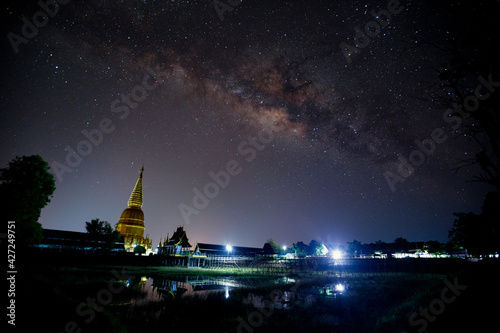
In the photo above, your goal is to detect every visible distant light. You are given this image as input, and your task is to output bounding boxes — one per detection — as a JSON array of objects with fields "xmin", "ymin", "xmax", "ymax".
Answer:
[
  {"xmin": 226, "ymin": 245, "xmax": 233, "ymax": 253},
  {"xmin": 335, "ymin": 283, "xmax": 345, "ymax": 292},
  {"xmin": 331, "ymin": 249, "xmax": 343, "ymax": 260},
  {"xmin": 282, "ymin": 245, "xmax": 287, "ymax": 251}
]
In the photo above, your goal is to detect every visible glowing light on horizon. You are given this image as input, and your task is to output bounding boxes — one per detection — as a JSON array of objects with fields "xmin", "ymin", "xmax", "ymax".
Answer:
[{"xmin": 331, "ymin": 249, "xmax": 343, "ymax": 260}]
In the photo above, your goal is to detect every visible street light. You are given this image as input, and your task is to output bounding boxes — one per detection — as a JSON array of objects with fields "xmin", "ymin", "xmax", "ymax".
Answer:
[
  {"xmin": 335, "ymin": 283, "xmax": 345, "ymax": 292},
  {"xmin": 226, "ymin": 244, "xmax": 233, "ymax": 255},
  {"xmin": 331, "ymin": 249, "xmax": 343, "ymax": 260}
]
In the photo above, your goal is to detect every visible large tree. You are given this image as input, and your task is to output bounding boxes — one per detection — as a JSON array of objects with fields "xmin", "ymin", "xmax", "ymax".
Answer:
[
  {"xmin": 422, "ymin": 2, "xmax": 500, "ymax": 257},
  {"xmin": 347, "ymin": 239, "xmax": 363, "ymax": 257},
  {"xmin": 308, "ymin": 240, "xmax": 329, "ymax": 256},
  {"xmin": 292, "ymin": 241, "xmax": 308, "ymax": 257},
  {"xmin": 393, "ymin": 237, "xmax": 411, "ymax": 253},
  {"xmin": 0, "ymin": 155, "xmax": 55, "ymax": 248},
  {"xmin": 85, "ymin": 218, "xmax": 121, "ymax": 250},
  {"xmin": 426, "ymin": 1, "xmax": 500, "ymax": 189},
  {"xmin": 449, "ymin": 192, "xmax": 500, "ymax": 257},
  {"xmin": 265, "ymin": 238, "xmax": 282, "ymax": 254}
]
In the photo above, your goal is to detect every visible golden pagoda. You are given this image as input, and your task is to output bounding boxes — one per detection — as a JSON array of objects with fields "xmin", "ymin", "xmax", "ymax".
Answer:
[{"xmin": 116, "ymin": 166, "xmax": 152, "ymax": 253}]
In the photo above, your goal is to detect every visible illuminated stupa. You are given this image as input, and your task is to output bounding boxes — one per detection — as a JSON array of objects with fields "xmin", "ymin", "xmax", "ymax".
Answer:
[{"xmin": 116, "ymin": 166, "xmax": 152, "ymax": 253}]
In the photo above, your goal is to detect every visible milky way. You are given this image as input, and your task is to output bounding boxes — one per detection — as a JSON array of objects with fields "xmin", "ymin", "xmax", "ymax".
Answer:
[{"xmin": 1, "ymin": 0, "xmax": 497, "ymax": 247}]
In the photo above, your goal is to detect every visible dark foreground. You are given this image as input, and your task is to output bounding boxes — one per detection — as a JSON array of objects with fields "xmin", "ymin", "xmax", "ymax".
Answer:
[{"xmin": 11, "ymin": 254, "xmax": 500, "ymax": 333}]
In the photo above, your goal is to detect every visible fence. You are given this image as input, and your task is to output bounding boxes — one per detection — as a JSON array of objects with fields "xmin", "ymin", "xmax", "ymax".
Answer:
[{"xmin": 199, "ymin": 256, "xmax": 467, "ymax": 276}]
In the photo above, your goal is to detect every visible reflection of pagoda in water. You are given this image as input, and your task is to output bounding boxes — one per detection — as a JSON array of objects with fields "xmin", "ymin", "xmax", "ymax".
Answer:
[{"xmin": 116, "ymin": 167, "xmax": 152, "ymax": 253}]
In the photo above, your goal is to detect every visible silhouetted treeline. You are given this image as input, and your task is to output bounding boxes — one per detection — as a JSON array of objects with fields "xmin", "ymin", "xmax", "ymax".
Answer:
[{"xmin": 288, "ymin": 237, "xmax": 452, "ymax": 258}]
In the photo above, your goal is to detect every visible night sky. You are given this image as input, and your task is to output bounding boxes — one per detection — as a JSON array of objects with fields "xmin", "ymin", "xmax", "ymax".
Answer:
[{"xmin": 1, "ymin": 0, "xmax": 496, "ymax": 248}]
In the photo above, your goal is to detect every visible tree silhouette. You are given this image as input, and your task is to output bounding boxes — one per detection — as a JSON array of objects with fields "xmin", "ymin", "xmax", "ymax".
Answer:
[
  {"xmin": 449, "ymin": 192, "xmax": 500, "ymax": 257},
  {"xmin": 85, "ymin": 218, "xmax": 105, "ymax": 238},
  {"xmin": 425, "ymin": 240, "xmax": 446, "ymax": 254},
  {"xmin": 424, "ymin": 1, "xmax": 500, "ymax": 189},
  {"xmin": 0, "ymin": 155, "xmax": 55, "ymax": 248},
  {"xmin": 85, "ymin": 218, "xmax": 121, "ymax": 250},
  {"xmin": 347, "ymin": 240, "xmax": 362, "ymax": 257},
  {"xmin": 307, "ymin": 240, "xmax": 329, "ymax": 256},
  {"xmin": 418, "ymin": 2, "xmax": 500, "ymax": 257},
  {"xmin": 393, "ymin": 237, "xmax": 411, "ymax": 252},
  {"xmin": 266, "ymin": 238, "xmax": 282, "ymax": 254},
  {"xmin": 292, "ymin": 241, "xmax": 308, "ymax": 257},
  {"xmin": 374, "ymin": 240, "xmax": 387, "ymax": 253}
]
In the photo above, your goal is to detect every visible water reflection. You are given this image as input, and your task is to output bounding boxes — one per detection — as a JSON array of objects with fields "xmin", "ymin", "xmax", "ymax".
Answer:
[
  {"xmin": 243, "ymin": 281, "xmax": 347, "ymax": 310},
  {"xmin": 130, "ymin": 277, "xmax": 162, "ymax": 308},
  {"xmin": 129, "ymin": 275, "xmax": 348, "ymax": 309},
  {"xmin": 243, "ymin": 290, "xmax": 317, "ymax": 310},
  {"xmin": 131, "ymin": 275, "xmax": 298, "ymax": 300},
  {"xmin": 316, "ymin": 282, "xmax": 347, "ymax": 297},
  {"xmin": 151, "ymin": 275, "xmax": 253, "ymax": 299}
]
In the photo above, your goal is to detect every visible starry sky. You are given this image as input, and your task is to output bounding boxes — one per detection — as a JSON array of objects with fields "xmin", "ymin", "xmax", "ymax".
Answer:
[{"xmin": 1, "ymin": 0, "xmax": 497, "ymax": 248}]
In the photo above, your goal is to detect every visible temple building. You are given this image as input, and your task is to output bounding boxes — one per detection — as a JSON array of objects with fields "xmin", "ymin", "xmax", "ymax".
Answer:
[
  {"xmin": 158, "ymin": 226, "xmax": 192, "ymax": 255},
  {"xmin": 116, "ymin": 167, "xmax": 153, "ymax": 253}
]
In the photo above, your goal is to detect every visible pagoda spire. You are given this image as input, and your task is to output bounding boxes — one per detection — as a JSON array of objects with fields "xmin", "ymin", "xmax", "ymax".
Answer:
[{"xmin": 127, "ymin": 166, "xmax": 144, "ymax": 208}]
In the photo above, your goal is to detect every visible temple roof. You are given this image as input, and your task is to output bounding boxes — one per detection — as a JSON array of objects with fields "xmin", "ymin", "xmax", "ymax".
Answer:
[
  {"xmin": 127, "ymin": 166, "xmax": 143, "ymax": 208},
  {"xmin": 117, "ymin": 167, "xmax": 145, "ymax": 236},
  {"xmin": 164, "ymin": 226, "xmax": 191, "ymax": 247}
]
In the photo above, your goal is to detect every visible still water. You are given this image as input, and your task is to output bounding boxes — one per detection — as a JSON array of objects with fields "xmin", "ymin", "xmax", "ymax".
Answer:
[{"xmin": 130, "ymin": 275, "xmax": 348, "ymax": 308}]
